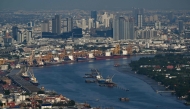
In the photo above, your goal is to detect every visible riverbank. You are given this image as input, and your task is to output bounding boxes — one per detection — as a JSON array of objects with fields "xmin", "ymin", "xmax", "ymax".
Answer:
[{"xmin": 116, "ymin": 64, "xmax": 186, "ymax": 104}]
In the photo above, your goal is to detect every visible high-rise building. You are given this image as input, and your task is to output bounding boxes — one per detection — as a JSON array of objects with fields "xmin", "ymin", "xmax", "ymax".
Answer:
[
  {"xmin": 52, "ymin": 15, "xmax": 61, "ymax": 34},
  {"xmin": 179, "ymin": 20, "xmax": 184, "ymax": 32},
  {"xmin": 129, "ymin": 18, "xmax": 135, "ymax": 39},
  {"xmin": 133, "ymin": 8, "xmax": 144, "ymax": 23},
  {"xmin": 137, "ymin": 14, "xmax": 143, "ymax": 28},
  {"xmin": 113, "ymin": 17, "xmax": 134, "ymax": 40},
  {"xmin": 81, "ymin": 19, "xmax": 86, "ymax": 30},
  {"xmin": 27, "ymin": 22, "xmax": 33, "ymax": 27},
  {"xmin": 52, "ymin": 18, "xmax": 56, "ymax": 33},
  {"xmin": 88, "ymin": 18, "xmax": 94, "ymax": 29},
  {"xmin": 91, "ymin": 11, "xmax": 97, "ymax": 28},
  {"xmin": 12, "ymin": 26, "xmax": 19, "ymax": 40},
  {"xmin": 41, "ymin": 20, "xmax": 49, "ymax": 32},
  {"xmin": 138, "ymin": 29, "xmax": 157, "ymax": 39},
  {"xmin": 63, "ymin": 18, "xmax": 73, "ymax": 33},
  {"xmin": 17, "ymin": 31, "xmax": 24, "ymax": 43},
  {"xmin": 155, "ymin": 22, "xmax": 162, "ymax": 30},
  {"xmin": 168, "ymin": 12, "xmax": 174, "ymax": 23},
  {"xmin": 26, "ymin": 31, "xmax": 32, "ymax": 42},
  {"xmin": 101, "ymin": 12, "xmax": 110, "ymax": 28}
]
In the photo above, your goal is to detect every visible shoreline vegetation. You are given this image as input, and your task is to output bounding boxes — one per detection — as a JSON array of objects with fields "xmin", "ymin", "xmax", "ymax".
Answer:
[{"xmin": 125, "ymin": 54, "xmax": 190, "ymax": 105}]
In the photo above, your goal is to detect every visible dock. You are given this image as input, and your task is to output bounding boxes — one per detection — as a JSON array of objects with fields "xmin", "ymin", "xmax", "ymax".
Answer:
[
  {"xmin": 8, "ymin": 68, "xmax": 40, "ymax": 93},
  {"xmin": 156, "ymin": 90, "xmax": 175, "ymax": 93}
]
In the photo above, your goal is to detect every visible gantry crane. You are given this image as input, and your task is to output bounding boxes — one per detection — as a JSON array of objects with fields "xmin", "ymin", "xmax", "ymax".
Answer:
[{"xmin": 113, "ymin": 44, "xmax": 121, "ymax": 55}]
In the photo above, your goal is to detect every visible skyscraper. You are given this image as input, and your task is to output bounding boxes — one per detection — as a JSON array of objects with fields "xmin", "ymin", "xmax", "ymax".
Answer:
[
  {"xmin": 113, "ymin": 17, "xmax": 134, "ymax": 40},
  {"xmin": 27, "ymin": 22, "xmax": 33, "ymax": 27},
  {"xmin": 129, "ymin": 18, "xmax": 135, "ymax": 39},
  {"xmin": 63, "ymin": 18, "xmax": 73, "ymax": 33},
  {"xmin": 137, "ymin": 14, "xmax": 143, "ymax": 28},
  {"xmin": 88, "ymin": 18, "xmax": 94, "ymax": 29},
  {"xmin": 179, "ymin": 20, "xmax": 184, "ymax": 32},
  {"xmin": 12, "ymin": 26, "xmax": 19, "ymax": 40},
  {"xmin": 41, "ymin": 20, "xmax": 49, "ymax": 32},
  {"xmin": 155, "ymin": 21, "xmax": 162, "ymax": 30},
  {"xmin": 52, "ymin": 15, "xmax": 61, "ymax": 34},
  {"xmin": 81, "ymin": 19, "xmax": 86, "ymax": 30},
  {"xmin": 101, "ymin": 12, "xmax": 110, "ymax": 28},
  {"xmin": 133, "ymin": 8, "xmax": 144, "ymax": 23},
  {"xmin": 17, "ymin": 31, "xmax": 24, "ymax": 43},
  {"xmin": 168, "ymin": 12, "xmax": 174, "ymax": 23},
  {"xmin": 26, "ymin": 31, "xmax": 32, "ymax": 42},
  {"xmin": 113, "ymin": 17, "xmax": 119, "ymax": 40},
  {"xmin": 91, "ymin": 11, "xmax": 97, "ymax": 28}
]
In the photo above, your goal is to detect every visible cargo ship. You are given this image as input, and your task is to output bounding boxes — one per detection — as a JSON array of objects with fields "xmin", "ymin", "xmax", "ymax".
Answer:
[
  {"xmin": 45, "ymin": 56, "xmax": 63, "ymax": 65},
  {"xmin": 76, "ymin": 57, "xmax": 88, "ymax": 62},
  {"xmin": 95, "ymin": 51, "xmax": 114, "ymax": 60},
  {"xmin": 95, "ymin": 50, "xmax": 130, "ymax": 60},
  {"xmin": 21, "ymin": 67, "xmax": 30, "ymax": 81}
]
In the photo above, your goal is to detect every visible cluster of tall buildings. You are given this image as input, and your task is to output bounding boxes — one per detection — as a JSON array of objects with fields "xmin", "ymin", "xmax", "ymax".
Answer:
[
  {"xmin": 12, "ymin": 26, "xmax": 32, "ymax": 43},
  {"xmin": 113, "ymin": 17, "xmax": 134, "ymax": 40},
  {"xmin": 39, "ymin": 9, "xmax": 185, "ymax": 40},
  {"xmin": 41, "ymin": 15, "xmax": 73, "ymax": 35}
]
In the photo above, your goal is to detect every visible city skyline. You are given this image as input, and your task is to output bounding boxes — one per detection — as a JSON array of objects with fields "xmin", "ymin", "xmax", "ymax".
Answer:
[{"xmin": 1, "ymin": 0, "xmax": 190, "ymax": 10}]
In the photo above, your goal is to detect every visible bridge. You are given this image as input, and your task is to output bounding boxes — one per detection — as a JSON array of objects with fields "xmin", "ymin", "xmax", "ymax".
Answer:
[
  {"xmin": 8, "ymin": 68, "xmax": 40, "ymax": 93},
  {"xmin": 156, "ymin": 90, "xmax": 175, "ymax": 93}
]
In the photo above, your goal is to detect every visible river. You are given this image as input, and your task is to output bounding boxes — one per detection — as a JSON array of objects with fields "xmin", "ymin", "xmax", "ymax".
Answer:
[{"xmin": 33, "ymin": 55, "xmax": 190, "ymax": 109}]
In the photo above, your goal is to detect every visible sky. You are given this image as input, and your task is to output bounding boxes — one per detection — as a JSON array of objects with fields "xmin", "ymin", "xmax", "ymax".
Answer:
[{"xmin": 0, "ymin": 0, "xmax": 190, "ymax": 10}]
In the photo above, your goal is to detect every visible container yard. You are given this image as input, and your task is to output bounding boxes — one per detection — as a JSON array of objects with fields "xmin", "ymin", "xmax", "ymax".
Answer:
[{"xmin": 19, "ymin": 44, "xmax": 132, "ymax": 67}]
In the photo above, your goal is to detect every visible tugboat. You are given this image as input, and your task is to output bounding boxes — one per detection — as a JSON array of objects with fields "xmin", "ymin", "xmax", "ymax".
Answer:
[
  {"xmin": 21, "ymin": 67, "xmax": 30, "ymax": 81},
  {"xmin": 119, "ymin": 97, "xmax": 129, "ymax": 101}
]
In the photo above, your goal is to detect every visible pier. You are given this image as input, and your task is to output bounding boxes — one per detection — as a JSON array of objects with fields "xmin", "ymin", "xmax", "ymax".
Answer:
[
  {"xmin": 8, "ymin": 68, "xmax": 40, "ymax": 93},
  {"xmin": 156, "ymin": 90, "xmax": 175, "ymax": 93}
]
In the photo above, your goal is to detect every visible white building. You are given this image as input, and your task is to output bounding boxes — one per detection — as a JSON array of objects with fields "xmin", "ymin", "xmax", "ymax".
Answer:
[
  {"xmin": 17, "ymin": 31, "xmax": 24, "ymax": 43},
  {"xmin": 88, "ymin": 18, "xmax": 94, "ymax": 29},
  {"xmin": 26, "ymin": 31, "xmax": 32, "ymax": 43},
  {"xmin": 101, "ymin": 12, "xmax": 110, "ymax": 27},
  {"xmin": 155, "ymin": 21, "xmax": 162, "ymax": 30},
  {"xmin": 81, "ymin": 19, "xmax": 86, "ymax": 30}
]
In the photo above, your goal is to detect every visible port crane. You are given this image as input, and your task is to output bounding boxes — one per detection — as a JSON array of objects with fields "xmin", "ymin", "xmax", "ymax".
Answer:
[
  {"xmin": 58, "ymin": 49, "xmax": 66, "ymax": 60},
  {"xmin": 28, "ymin": 67, "xmax": 38, "ymax": 84},
  {"xmin": 93, "ymin": 50, "xmax": 102, "ymax": 56},
  {"xmin": 113, "ymin": 45, "xmax": 121, "ymax": 55},
  {"xmin": 27, "ymin": 50, "xmax": 35, "ymax": 66},
  {"xmin": 41, "ymin": 52, "xmax": 53, "ymax": 62}
]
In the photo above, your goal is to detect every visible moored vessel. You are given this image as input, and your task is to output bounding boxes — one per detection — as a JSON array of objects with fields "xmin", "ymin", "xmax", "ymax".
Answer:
[{"xmin": 21, "ymin": 67, "xmax": 30, "ymax": 81}]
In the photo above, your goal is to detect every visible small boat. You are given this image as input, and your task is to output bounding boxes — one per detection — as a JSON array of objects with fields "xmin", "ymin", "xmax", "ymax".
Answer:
[
  {"xmin": 119, "ymin": 97, "xmax": 129, "ymax": 101},
  {"xmin": 114, "ymin": 63, "xmax": 120, "ymax": 67}
]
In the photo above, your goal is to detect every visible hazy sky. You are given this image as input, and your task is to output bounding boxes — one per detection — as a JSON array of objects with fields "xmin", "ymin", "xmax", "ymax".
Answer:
[{"xmin": 1, "ymin": 0, "xmax": 190, "ymax": 10}]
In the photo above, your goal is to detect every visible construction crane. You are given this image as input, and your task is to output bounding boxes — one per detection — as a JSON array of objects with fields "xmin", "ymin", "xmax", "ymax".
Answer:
[{"xmin": 27, "ymin": 50, "xmax": 35, "ymax": 66}]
